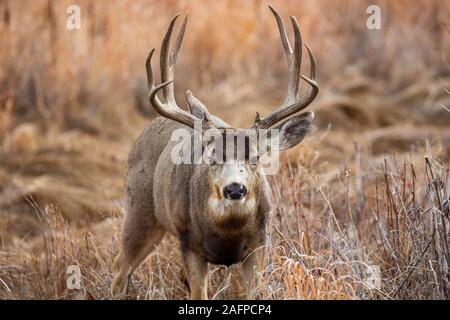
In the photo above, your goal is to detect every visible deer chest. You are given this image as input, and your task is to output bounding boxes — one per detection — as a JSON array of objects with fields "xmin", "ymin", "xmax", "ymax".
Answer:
[{"xmin": 201, "ymin": 232, "xmax": 252, "ymax": 266}]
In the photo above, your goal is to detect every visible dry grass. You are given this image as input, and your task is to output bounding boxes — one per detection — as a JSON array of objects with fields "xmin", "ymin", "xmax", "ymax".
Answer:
[{"xmin": 0, "ymin": 0, "xmax": 449, "ymax": 299}]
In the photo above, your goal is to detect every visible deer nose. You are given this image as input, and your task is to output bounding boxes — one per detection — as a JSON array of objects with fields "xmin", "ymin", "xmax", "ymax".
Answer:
[{"xmin": 223, "ymin": 183, "xmax": 247, "ymax": 200}]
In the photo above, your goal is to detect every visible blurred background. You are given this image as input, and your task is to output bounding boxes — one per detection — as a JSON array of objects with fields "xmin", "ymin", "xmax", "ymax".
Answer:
[{"xmin": 0, "ymin": 0, "xmax": 449, "ymax": 299}]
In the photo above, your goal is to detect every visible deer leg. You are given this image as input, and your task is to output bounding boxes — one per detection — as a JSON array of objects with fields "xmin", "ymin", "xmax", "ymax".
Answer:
[
  {"xmin": 112, "ymin": 216, "xmax": 165, "ymax": 297},
  {"xmin": 181, "ymin": 246, "xmax": 208, "ymax": 300},
  {"xmin": 241, "ymin": 250, "xmax": 261, "ymax": 299}
]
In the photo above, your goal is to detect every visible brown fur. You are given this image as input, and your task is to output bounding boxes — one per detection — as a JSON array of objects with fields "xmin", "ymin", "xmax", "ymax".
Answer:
[
  {"xmin": 111, "ymin": 117, "xmax": 272, "ymax": 299},
  {"xmin": 112, "ymin": 6, "xmax": 318, "ymax": 299}
]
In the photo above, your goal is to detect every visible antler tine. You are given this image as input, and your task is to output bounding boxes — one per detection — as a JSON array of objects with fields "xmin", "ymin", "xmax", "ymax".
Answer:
[
  {"xmin": 254, "ymin": 6, "xmax": 319, "ymax": 129},
  {"xmin": 146, "ymin": 49, "xmax": 155, "ymax": 89},
  {"xmin": 301, "ymin": 44, "xmax": 318, "ymax": 87},
  {"xmin": 146, "ymin": 48, "xmax": 164, "ymax": 109},
  {"xmin": 299, "ymin": 44, "xmax": 319, "ymax": 103},
  {"xmin": 146, "ymin": 12, "xmax": 203, "ymax": 129},
  {"xmin": 289, "ymin": 16, "xmax": 302, "ymax": 102},
  {"xmin": 170, "ymin": 13, "xmax": 188, "ymax": 67},
  {"xmin": 268, "ymin": 6, "xmax": 302, "ymax": 104},
  {"xmin": 160, "ymin": 13, "xmax": 187, "ymax": 105},
  {"xmin": 268, "ymin": 5, "xmax": 292, "ymax": 58}
]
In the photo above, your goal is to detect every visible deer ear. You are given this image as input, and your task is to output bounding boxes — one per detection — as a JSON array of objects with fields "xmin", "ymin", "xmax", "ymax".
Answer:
[
  {"xmin": 186, "ymin": 90, "xmax": 212, "ymax": 121},
  {"xmin": 273, "ymin": 111, "xmax": 314, "ymax": 150}
]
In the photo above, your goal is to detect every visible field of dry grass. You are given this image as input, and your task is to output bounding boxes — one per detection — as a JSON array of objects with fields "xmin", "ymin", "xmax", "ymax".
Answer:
[{"xmin": 0, "ymin": 0, "xmax": 449, "ymax": 299}]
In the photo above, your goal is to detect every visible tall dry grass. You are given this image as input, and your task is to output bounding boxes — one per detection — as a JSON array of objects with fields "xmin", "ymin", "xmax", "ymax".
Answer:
[
  {"xmin": 0, "ymin": 0, "xmax": 449, "ymax": 299},
  {"xmin": 0, "ymin": 147, "xmax": 448, "ymax": 299},
  {"xmin": 1, "ymin": 0, "xmax": 449, "ymax": 134}
]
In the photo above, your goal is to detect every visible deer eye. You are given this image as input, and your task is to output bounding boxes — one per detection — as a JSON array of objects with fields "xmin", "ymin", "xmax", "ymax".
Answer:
[
  {"xmin": 206, "ymin": 157, "xmax": 216, "ymax": 166},
  {"xmin": 249, "ymin": 155, "xmax": 259, "ymax": 165}
]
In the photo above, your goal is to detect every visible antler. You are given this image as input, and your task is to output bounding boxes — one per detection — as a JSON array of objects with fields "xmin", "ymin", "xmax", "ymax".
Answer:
[
  {"xmin": 253, "ymin": 5, "xmax": 319, "ymax": 129},
  {"xmin": 147, "ymin": 7, "xmax": 317, "ymax": 130},
  {"xmin": 146, "ymin": 13, "xmax": 208, "ymax": 129}
]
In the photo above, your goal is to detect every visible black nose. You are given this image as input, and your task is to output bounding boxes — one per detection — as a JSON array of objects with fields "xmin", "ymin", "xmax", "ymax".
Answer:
[{"xmin": 223, "ymin": 183, "xmax": 247, "ymax": 200}]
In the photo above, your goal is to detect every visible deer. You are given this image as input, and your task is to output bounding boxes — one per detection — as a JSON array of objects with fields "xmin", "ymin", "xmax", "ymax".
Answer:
[{"xmin": 111, "ymin": 5, "xmax": 318, "ymax": 299}]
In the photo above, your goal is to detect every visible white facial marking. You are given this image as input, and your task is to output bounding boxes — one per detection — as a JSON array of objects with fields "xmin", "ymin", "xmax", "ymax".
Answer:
[
  {"xmin": 219, "ymin": 161, "xmax": 249, "ymax": 186},
  {"xmin": 208, "ymin": 196, "xmax": 256, "ymax": 217},
  {"xmin": 208, "ymin": 161, "xmax": 256, "ymax": 217}
]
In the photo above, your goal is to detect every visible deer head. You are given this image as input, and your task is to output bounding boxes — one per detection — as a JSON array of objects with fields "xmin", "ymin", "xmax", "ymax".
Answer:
[{"xmin": 146, "ymin": 5, "xmax": 318, "ymax": 217}]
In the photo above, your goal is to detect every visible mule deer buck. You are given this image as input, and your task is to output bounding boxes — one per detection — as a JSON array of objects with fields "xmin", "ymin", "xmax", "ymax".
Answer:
[{"xmin": 112, "ymin": 5, "xmax": 318, "ymax": 299}]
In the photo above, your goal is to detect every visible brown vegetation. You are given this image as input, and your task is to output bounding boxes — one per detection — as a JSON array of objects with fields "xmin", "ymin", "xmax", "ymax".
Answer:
[{"xmin": 0, "ymin": 0, "xmax": 449, "ymax": 299}]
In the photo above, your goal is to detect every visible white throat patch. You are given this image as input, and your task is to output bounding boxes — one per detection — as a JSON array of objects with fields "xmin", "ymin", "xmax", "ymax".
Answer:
[{"xmin": 208, "ymin": 196, "xmax": 256, "ymax": 217}]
